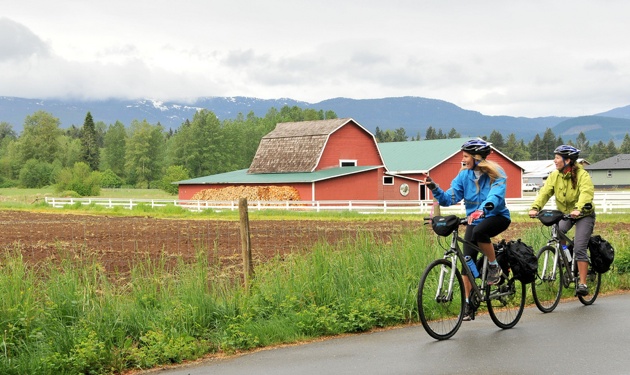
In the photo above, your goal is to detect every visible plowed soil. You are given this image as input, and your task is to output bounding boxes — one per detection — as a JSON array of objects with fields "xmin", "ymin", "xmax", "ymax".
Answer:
[
  {"xmin": 0, "ymin": 210, "xmax": 420, "ymax": 276},
  {"xmin": 1, "ymin": 210, "xmax": 623, "ymax": 277}
]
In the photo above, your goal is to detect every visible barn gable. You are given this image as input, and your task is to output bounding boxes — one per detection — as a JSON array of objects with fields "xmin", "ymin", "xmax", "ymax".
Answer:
[{"xmin": 247, "ymin": 118, "xmax": 374, "ymax": 173}]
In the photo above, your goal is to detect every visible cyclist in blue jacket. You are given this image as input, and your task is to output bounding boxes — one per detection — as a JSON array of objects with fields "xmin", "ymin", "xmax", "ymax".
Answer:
[{"xmin": 424, "ymin": 139, "xmax": 511, "ymax": 320}]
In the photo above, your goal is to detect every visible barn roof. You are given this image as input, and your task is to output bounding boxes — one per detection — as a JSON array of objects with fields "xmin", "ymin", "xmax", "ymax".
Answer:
[
  {"xmin": 247, "ymin": 118, "xmax": 370, "ymax": 173},
  {"xmin": 379, "ymin": 138, "xmax": 521, "ymax": 174},
  {"xmin": 379, "ymin": 138, "xmax": 470, "ymax": 173},
  {"xmin": 585, "ymin": 154, "xmax": 630, "ymax": 170},
  {"xmin": 176, "ymin": 166, "xmax": 380, "ymax": 185}
]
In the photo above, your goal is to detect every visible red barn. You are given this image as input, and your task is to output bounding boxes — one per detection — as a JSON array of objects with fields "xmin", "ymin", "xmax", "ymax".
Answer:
[
  {"xmin": 379, "ymin": 138, "xmax": 523, "ymax": 199},
  {"xmin": 177, "ymin": 119, "xmax": 523, "ymax": 200},
  {"xmin": 178, "ymin": 118, "xmax": 407, "ymax": 201}
]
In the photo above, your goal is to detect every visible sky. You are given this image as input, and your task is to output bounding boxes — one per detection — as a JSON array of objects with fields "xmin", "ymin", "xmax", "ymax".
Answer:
[{"xmin": 1, "ymin": 0, "xmax": 630, "ymax": 118}]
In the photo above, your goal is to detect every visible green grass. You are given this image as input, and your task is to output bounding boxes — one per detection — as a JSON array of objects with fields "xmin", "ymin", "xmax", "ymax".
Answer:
[{"xmin": 0, "ymin": 223, "xmax": 628, "ymax": 374}]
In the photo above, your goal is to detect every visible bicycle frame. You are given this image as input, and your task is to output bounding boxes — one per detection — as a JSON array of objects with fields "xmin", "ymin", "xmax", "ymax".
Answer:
[
  {"xmin": 436, "ymin": 224, "xmax": 489, "ymax": 305},
  {"xmin": 540, "ymin": 220, "xmax": 577, "ymax": 288}
]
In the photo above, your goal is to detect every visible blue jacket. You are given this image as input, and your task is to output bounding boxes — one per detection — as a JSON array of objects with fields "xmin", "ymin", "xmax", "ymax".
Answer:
[{"xmin": 431, "ymin": 169, "xmax": 511, "ymax": 224}]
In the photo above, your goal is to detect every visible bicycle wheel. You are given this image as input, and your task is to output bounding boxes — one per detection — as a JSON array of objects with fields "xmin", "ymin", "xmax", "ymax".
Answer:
[
  {"xmin": 417, "ymin": 258, "xmax": 464, "ymax": 340},
  {"xmin": 486, "ymin": 275, "xmax": 526, "ymax": 329},
  {"xmin": 577, "ymin": 267, "xmax": 602, "ymax": 305},
  {"xmin": 532, "ymin": 246, "xmax": 562, "ymax": 313}
]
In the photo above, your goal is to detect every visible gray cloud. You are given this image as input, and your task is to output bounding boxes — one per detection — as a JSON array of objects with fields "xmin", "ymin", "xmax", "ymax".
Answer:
[{"xmin": 0, "ymin": 18, "xmax": 50, "ymax": 61}]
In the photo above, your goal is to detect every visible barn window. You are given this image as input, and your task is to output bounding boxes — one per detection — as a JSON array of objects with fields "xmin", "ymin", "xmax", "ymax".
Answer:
[
  {"xmin": 383, "ymin": 176, "xmax": 394, "ymax": 185},
  {"xmin": 340, "ymin": 160, "xmax": 357, "ymax": 167},
  {"xmin": 607, "ymin": 170, "xmax": 612, "ymax": 178}
]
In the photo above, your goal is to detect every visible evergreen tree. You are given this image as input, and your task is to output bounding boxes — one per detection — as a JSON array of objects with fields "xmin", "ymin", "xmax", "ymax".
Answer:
[
  {"xmin": 589, "ymin": 141, "xmax": 606, "ymax": 163},
  {"xmin": 425, "ymin": 126, "xmax": 437, "ymax": 140},
  {"xmin": 541, "ymin": 128, "xmax": 557, "ymax": 159},
  {"xmin": 80, "ymin": 112, "xmax": 100, "ymax": 171},
  {"xmin": 575, "ymin": 132, "xmax": 591, "ymax": 159},
  {"xmin": 488, "ymin": 130, "xmax": 505, "ymax": 149},
  {"xmin": 375, "ymin": 127, "xmax": 384, "ymax": 142},
  {"xmin": 528, "ymin": 134, "xmax": 544, "ymax": 160},
  {"xmin": 619, "ymin": 133, "xmax": 630, "ymax": 153},
  {"xmin": 605, "ymin": 139, "xmax": 618, "ymax": 159},
  {"xmin": 393, "ymin": 127, "xmax": 408, "ymax": 142},
  {"xmin": 447, "ymin": 128, "xmax": 460, "ymax": 138}
]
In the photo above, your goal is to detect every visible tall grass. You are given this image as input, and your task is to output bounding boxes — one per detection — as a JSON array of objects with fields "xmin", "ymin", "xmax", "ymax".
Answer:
[{"xmin": 0, "ymin": 224, "xmax": 627, "ymax": 374}]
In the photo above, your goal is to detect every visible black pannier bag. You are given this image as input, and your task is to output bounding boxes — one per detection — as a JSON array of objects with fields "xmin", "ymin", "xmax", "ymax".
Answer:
[
  {"xmin": 430, "ymin": 215, "xmax": 459, "ymax": 237},
  {"xmin": 538, "ymin": 209, "xmax": 565, "ymax": 226},
  {"xmin": 492, "ymin": 240, "xmax": 511, "ymax": 277},
  {"xmin": 588, "ymin": 235, "xmax": 615, "ymax": 273},
  {"xmin": 504, "ymin": 239, "xmax": 538, "ymax": 284}
]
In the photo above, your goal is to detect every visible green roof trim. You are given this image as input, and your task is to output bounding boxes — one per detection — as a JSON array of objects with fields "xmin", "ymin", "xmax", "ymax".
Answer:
[
  {"xmin": 176, "ymin": 166, "xmax": 381, "ymax": 185},
  {"xmin": 379, "ymin": 138, "xmax": 470, "ymax": 172}
]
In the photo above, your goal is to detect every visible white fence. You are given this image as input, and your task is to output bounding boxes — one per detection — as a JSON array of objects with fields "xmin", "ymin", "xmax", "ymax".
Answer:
[{"xmin": 44, "ymin": 192, "xmax": 630, "ymax": 214}]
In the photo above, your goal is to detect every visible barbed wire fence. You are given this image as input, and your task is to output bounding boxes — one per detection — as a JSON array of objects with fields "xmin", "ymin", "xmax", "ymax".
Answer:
[{"xmin": 1, "ymin": 212, "xmax": 418, "ymax": 279}]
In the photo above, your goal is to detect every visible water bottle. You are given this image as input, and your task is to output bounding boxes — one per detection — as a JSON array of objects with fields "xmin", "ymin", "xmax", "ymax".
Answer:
[
  {"xmin": 562, "ymin": 245, "xmax": 572, "ymax": 262},
  {"xmin": 465, "ymin": 256, "xmax": 480, "ymax": 278}
]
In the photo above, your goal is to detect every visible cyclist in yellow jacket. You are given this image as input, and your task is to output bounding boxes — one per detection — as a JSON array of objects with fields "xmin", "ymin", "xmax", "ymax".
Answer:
[{"xmin": 528, "ymin": 145, "xmax": 595, "ymax": 296}]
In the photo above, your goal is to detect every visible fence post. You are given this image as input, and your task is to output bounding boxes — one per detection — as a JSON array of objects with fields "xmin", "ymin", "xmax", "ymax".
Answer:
[
  {"xmin": 432, "ymin": 200, "xmax": 441, "ymax": 216},
  {"xmin": 239, "ymin": 197, "xmax": 254, "ymax": 289}
]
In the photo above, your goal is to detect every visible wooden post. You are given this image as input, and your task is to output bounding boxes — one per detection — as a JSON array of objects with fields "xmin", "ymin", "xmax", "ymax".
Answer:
[
  {"xmin": 432, "ymin": 200, "xmax": 441, "ymax": 216},
  {"xmin": 239, "ymin": 197, "xmax": 254, "ymax": 288}
]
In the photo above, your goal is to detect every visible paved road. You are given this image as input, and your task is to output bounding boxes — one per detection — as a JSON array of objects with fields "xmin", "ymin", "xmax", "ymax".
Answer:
[{"xmin": 149, "ymin": 293, "xmax": 630, "ymax": 375}]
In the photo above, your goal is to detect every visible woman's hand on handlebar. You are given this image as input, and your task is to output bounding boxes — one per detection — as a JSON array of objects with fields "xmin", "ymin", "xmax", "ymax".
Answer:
[
  {"xmin": 569, "ymin": 209, "xmax": 581, "ymax": 218},
  {"xmin": 467, "ymin": 210, "xmax": 484, "ymax": 224}
]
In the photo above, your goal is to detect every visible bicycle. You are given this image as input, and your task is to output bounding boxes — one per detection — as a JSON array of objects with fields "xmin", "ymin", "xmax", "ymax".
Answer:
[
  {"xmin": 417, "ymin": 215, "xmax": 526, "ymax": 340},
  {"xmin": 531, "ymin": 209, "xmax": 602, "ymax": 313}
]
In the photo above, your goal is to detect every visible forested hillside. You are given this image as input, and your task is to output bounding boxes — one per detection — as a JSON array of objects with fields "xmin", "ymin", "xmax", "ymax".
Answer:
[{"xmin": 1, "ymin": 106, "xmax": 629, "ymax": 196}]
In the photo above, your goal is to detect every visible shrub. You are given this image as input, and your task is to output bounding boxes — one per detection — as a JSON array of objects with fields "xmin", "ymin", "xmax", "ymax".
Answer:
[
  {"xmin": 19, "ymin": 159, "xmax": 54, "ymax": 188},
  {"xmin": 100, "ymin": 169, "xmax": 123, "ymax": 188},
  {"xmin": 55, "ymin": 162, "xmax": 101, "ymax": 196},
  {"xmin": 160, "ymin": 165, "xmax": 189, "ymax": 195}
]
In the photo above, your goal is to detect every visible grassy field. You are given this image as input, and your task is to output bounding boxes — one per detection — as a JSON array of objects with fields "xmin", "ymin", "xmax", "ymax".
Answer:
[
  {"xmin": 0, "ymin": 187, "xmax": 174, "ymax": 202},
  {"xmin": 0, "ymin": 187, "xmax": 628, "ymax": 374}
]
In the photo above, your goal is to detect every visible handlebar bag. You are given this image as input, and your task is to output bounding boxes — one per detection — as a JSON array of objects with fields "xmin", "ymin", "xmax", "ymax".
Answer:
[
  {"xmin": 538, "ymin": 210, "xmax": 564, "ymax": 226},
  {"xmin": 431, "ymin": 215, "xmax": 459, "ymax": 237}
]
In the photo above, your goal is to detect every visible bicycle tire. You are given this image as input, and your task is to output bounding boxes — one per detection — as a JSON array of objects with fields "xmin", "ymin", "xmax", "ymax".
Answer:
[
  {"xmin": 486, "ymin": 275, "xmax": 526, "ymax": 329},
  {"xmin": 532, "ymin": 246, "xmax": 563, "ymax": 313},
  {"xmin": 577, "ymin": 268, "xmax": 602, "ymax": 305},
  {"xmin": 417, "ymin": 258, "xmax": 464, "ymax": 340}
]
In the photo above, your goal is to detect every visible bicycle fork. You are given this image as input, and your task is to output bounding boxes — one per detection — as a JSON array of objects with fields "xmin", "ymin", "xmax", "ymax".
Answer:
[{"xmin": 435, "ymin": 255, "xmax": 458, "ymax": 303}]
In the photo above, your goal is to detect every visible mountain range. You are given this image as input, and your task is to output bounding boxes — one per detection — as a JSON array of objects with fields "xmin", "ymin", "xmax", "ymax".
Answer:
[{"xmin": 1, "ymin": 96, "xmax": 629, "ymax": 143}]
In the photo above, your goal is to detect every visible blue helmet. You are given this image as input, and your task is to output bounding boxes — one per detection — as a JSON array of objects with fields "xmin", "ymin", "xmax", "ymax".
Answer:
[
  {"xmin": 554, "ymin": 145, "xmax": 580, "ymax": 160},
  {"xmin": 461, "ymin": 139, "xmax": 492, "ymax": 158}
]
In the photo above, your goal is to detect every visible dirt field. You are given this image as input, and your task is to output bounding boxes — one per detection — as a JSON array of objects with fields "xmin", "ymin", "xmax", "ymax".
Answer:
[
  {"xmin": 0, "ymin": 210, "xmax": 623, "ymax": 277},
  {"xmin": 0, "ymin": 210, "xmax": 422, "ymax": 275}
]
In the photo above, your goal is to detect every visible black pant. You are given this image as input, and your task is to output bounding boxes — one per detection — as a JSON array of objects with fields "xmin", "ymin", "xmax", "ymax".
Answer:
[{"xmin": 463, "ymin": 215, "xmax": 511, "ymax": 264}]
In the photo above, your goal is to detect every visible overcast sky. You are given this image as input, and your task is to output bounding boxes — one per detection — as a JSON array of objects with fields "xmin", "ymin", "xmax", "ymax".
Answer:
[{"xmin": 1, "ymin": 0, "xmax": 629, "ymax": 117}]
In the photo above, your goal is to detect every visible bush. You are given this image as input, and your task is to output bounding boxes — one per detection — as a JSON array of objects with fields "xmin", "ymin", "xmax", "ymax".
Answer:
[
  {"xmin": 55, "ymin": 162, "xmax": 102, "ymax": 196},
  {"xmin": 100, "ymin": 169, "xmax": 123, "ymax": 188},
  {"xmin": 160, "ymin": 166, "xmax": 189, "ymax": 195},
  {"xmin": 19, "ymin": 159, "xmax": 54, "ymax": 188}
]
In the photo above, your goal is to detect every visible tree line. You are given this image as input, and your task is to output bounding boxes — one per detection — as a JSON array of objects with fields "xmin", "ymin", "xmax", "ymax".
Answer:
[
  {"xmin": 2, "ymin": 109, "xmax": 629, "ymax": 197},
  {"xmin": 0, "ymin": 107, "xmax": 336, "ymax": 195},
  {"xmin": 374, "ymin": 125, "xmax": 630, "ymax": 163}
]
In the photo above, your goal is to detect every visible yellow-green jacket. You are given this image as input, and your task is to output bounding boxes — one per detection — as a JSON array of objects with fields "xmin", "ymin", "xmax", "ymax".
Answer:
[{"xmin": 531, "ymin": 164, "xmax": 595, "ymax": 216}]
